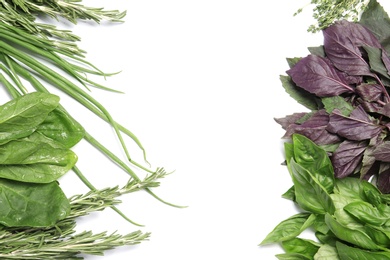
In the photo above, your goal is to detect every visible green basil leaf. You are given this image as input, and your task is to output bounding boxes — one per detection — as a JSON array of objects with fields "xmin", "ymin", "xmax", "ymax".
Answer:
[
  {"xmin": 282, "ymin": 238, "xmax": 320, "ymax": 258},
  {"xmin": 0, "ymin": 178, "xmax": 69, "ymax": 227},
  {"xmin": 325, "ymin": 213, "xmax": 380, "ymax": 250},
  {"xmin": 314, "ymin": 244, "xmax": 339, "ymax": 260},
  {"xmin": 276, "ymin": 253, "xmax": 311, "ymax": 260},
  {"xmin": 282, "ymin": 186, "xmax": 295, "ymax": 201},
  {"xmin": 0, "ymin": 92, "xmax": 59, "ymax": 144},
  {"xmin": 364, "ymin": 224, "xmax": 390, "ymax": 247},
  {"xmin": 292, "ymin": 134, "xmax": 335, "ymax": 194},
  {"xmin": 289, "ymin": 158, "xmax": 335, "ymax": 214},
  {"xmin": 322, "ymin": 96, "xmax": 354, "ymax": 116},
  {"xmin": 334, "ymin": 178, "xmax": 362, "ymax": 200},
  {"xmin": 336, "ymin": 241, "xmax": 390, "ymax": 260},
  {"xmin": 330, "ymin": 193, "xmax": 364, "ymax": 229},
  {"xmin": 344, "ymin": 200, "xmax": 388, "ymax": 226},
  {"xmin": 0, "ymin": 134, "xmax": 77, "ymax": 183},
  {"xmin": 260, "ymin": 213, "xmax": 314, "ymax": 245},
  {"xmin": 36, "ymin": 107, "xmax": 85, "ymax": 148}
]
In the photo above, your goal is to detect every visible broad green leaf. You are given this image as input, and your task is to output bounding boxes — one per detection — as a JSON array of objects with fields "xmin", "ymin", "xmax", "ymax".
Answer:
[
  {"xmin": 0, "ymin": 134, "xmax": 77, "ymax": 183},
  {"xmin": 334, "ymin": 178, "xmax": 362, "ymax": 200},
  {"xmin": 322, "ymin": 96, "xmax": 353, "ymax": 116},
  {"xmin": 280, "ymin": 75, "xmax": 321, "ymax": 111},
  {"xmin": 330, "ymin": 193, "xmax": 363, "ymax": 229},
  {"xmin": 292, "ymin": 134, "xmax": 334, "ymax": 194},
  {"xmin": 364, "ymin": 224, "xmax": 390, "ymax": 247},
  {"xmin": 314, "ymin": 244, "xmax": 339, "ymax": 260},
  {"xmin": 336, "ymin": 241, "xmax": 390, "ymax": 260},
  {"xmin": 0, "ymin": 178, "xmax": 69, "ymax": 227},
  {"xmin": 312, "ymin": 214, "xmax": 329, "ymax": 235},
  {"xmin": 282, "ymin": 238, "xmax": 320, "ymax": 258},
  {"xmin": 344, "ymin": 201, "xmax": 389, "ymax": 226},
  {"xmin": 37, "ymin": 107, "xmax": 85, "ymax": 148},
  {"xmin": 284, "ymin": 141, "xmax": 294, "ymax": 164},
  {"xmin": 325, "ymin": 213, "xmax": 381, "ymax": 250},
  {"xmin": 289, "ymin": 158, "xmax": 335, "ymax": 214},
  {"xmin": 260, "ymin": 213, "xmax": 313, "ymax": 245},
  {"xmin": 0, "ymin": 92, "xmax": 59, "ymax": 144},
  {"xmin": 276, "ymin": 253, "xmax": 311, "ymax": 260}
]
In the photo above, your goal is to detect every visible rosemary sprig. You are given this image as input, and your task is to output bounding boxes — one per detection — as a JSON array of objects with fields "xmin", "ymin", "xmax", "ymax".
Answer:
[
  {"xmin": 0, "ymin": 169, "xmax": 167, "ymax": 259},
  {"xmin": 295, "ymin": 0, "xmax": 368, "ymax": 32}
]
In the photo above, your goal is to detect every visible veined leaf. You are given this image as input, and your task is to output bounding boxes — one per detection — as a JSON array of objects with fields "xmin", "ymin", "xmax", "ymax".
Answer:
[
  {"xmin": 260, "ymin": 213, "xmax": 315, "ymax": 245},
  {"xmin": 289, "ymin": 158, "xmax": 335, "ymax": 214},
  {"xmin": 0, "ymin": 92, "xmax": 59, "ymax": 145},
  {"xmin": 314, "ymin": 244, "xmax": 339, "ymax": 260},
  {"xmin": 287, "ymin": 55, "xmax": 354, "ymax": 97},
  {"xmin": 279, "ymin": 75, "xmax": 321, "ymax": 111},
  {"xmin": 0, "ymin": 178, "xmax": 69, "ymax": 227},
  {"xmin": 336, "ymin": 241, "xmax": 390, "ymax": 260},
  {"xmin": 0, "ymin": 134, "xmax": 77, "ymax": 183},
  {"xmin": 327, "ymin": 106, "xmax": 382, "ymax": 141}
]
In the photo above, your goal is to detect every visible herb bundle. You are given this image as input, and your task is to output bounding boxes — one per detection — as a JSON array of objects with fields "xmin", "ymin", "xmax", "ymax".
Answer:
[
  {"xmin": 0, "ymin": 0, "xmax": 180, "ymax": 259},
  {"xmin": 262, "ymin": 0, "xmax": 390, "ymax": 258},
  {"xmin": 276, "ymin": 0, "xmax": 390, "ymax": 193}
]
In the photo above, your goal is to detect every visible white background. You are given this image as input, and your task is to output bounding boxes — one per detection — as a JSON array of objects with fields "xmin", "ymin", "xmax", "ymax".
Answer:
[{"xmin": 41, "ymin": 0, "xmax": 390, "ymax": 259}]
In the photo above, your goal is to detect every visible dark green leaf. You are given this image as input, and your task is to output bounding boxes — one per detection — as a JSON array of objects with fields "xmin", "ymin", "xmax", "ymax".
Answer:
[
  {"xmin": 0, "ymin": 178, "xmax": 69, "ymax": 227},
  {"xmin": 280, "ymin": 75, "xmax": 321, "ymax": 111},
  {"xmin": 36, "ymin": 107, "xmax": 85, "ymax": 148},
  {"xmin": 360, "ymin": 0, "xmax": 390, "ymax": 54},
  {"xmin": 362, "ymin": 45, "xmax": 390, "ymax": 79},
  {"xmin": 282, "ymin": 186, "xmax": 295, "ymax": 201},
  {"xmin": 0, "ymin": 134, "xmax": 78, "ymax": 183},
  {"xmin": 0, "ymin": 92, "xmax": 59, "ymax": 145}
]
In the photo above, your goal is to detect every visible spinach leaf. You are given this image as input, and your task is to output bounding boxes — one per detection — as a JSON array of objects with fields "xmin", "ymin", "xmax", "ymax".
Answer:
[
  {"xmin": 0, "ymin": 134, "xmax": 77, "ymax": 183},
  {"xmin": 36, "ymin": 107, "xmax": 85, "ymax": 148},
  {"xmin": 0, "ymin": 178, "xmax": 69, "ymax": 227},
  {"xmin": 0, "ymin": 92, "xmax": 59, "ymax": 145}
]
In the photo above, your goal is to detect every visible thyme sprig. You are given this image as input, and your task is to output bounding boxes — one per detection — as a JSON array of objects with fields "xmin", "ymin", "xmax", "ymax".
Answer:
[{"xmin": 295, "ymin": 0, "xmax": 368, "ymax": 32}]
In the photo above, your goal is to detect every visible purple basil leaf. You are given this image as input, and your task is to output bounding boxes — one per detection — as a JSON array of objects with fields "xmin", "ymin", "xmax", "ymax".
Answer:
[
  {"xmin": 287, "ymin": 55, "xmax": 354, "ymax": 97},
  {"xmin": 359, "ymin": 100, "xmax": 383, "ymax": 114},
  {"xmin": 327, "ymin": 105, "xmax": 383, "ymax": 141},
  {"xmin": 361, "ymin": 135, "xmax": 384, "ymax": 178},
  {"xmin": 323, "ymin": 20, "xmax": 382, "ymax": 76},
  {"xmin": 379, "ymin": 103, "xmax": 390, "ymax": 118},
  {"xmin": 331, "ymin": 140, "xmax": 368, "ymax": 178},
  {"xmin": 377, "ymin": 164, "xmax": 390, "ymax": 193},
  {"xmin": 356, "ymin": 83, "xmax": 384, "ymax": 102},
  {"xmin": 373, "ymin": 141, "xmax": 390, "ymax": 162},
  {"xmin": 283, "ymin": 110, "xmax": 341, "ymax": 145},
  {"xmin": 274, "ymin": 112, "xmax": 308, "ymax": 130}
]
